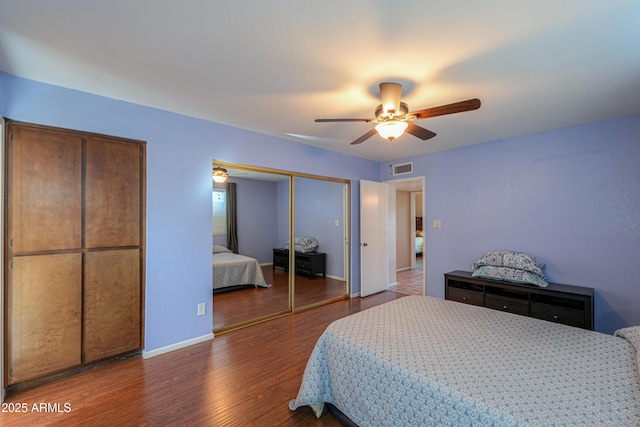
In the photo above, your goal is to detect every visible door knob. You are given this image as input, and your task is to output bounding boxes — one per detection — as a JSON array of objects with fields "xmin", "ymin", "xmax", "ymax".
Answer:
[{"xmin": 362, "ymin": 242, "xmax": 368, "ymax": 246}]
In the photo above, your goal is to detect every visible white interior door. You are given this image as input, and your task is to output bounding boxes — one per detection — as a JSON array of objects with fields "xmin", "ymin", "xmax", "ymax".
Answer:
[{"xmin": 360, "ymin": 180, "xmax": 389, "ymax": 297}]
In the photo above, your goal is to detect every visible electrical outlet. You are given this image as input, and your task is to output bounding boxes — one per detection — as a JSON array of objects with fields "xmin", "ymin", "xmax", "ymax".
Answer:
[{"xmin": 197, "ymin": 303, "xmax": 206, "ymax": 316}]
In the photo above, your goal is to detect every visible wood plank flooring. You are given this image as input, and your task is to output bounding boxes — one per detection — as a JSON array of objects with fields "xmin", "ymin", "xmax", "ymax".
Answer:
[
  {"xmin": 1, "ymin": 291, "xmax": 406, "ymax": 426},
  {"xmin": 213, "ymin": 266, "xmax": 347, "ymax": 330}
]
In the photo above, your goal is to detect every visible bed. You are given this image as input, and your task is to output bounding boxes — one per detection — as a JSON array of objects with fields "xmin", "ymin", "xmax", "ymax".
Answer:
[
  {"xmin": 290, "ymin": 296, "xmax": 640, "ymax": 426},
  {"xmin": 414, "ymin": 234, "xmax": 424, "ymax": 255},
  {"xmin": 212, "ymin": 245, "xmax": 270, "ymax": 293},
  {"xmin": 415, "ymin": 217, "xmax": 423, "ymax": 255}
]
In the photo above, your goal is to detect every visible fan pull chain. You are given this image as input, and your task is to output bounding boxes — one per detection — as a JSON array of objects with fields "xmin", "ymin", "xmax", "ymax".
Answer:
[{"xmin": 388, "ymin": 140, "xmax": 394, "ymax": 168}]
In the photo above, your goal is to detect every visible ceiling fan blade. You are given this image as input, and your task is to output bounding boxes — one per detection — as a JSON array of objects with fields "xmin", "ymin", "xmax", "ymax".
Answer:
[
  {"xmin": 410, "ymin": 98, "xmax": 481, "ymax": 120},
  {"xmin": 350, "ymin": 128, "xmax": 377, "ymax": 145},
  {"xmin": 379, "ymin": 82, "xmax": 402, "ymax": 116},
  {"xmin": 406, "ymin": 122, "xmax": 437, "ymax": 140},
  {"xmin": 315, "ymin": 118, "xmax": 373, "ymax": 123}
]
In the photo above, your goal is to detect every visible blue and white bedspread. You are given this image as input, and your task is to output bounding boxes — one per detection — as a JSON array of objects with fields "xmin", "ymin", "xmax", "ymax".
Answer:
[
  {"xmin": 289, "ymin": 296, "xmax": 640, "ymax": 426},
  {"xmin": 212, "ymin": 252, "xmax": 269, "ymax": 290}
]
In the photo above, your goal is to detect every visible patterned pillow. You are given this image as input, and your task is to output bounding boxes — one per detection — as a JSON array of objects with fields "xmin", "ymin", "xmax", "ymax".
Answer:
[
  {"xmin": 213, "ymin": 245, "xmax": 231, "ymax": 254},
  {"xmin": 472, "ymin": 250, "xmax": 545, "ymax": 275},
  {"xmin": 285, "ymin": 236, "xmax": 319, "ymax": 253},
  {"xmin": 472, "ymin": 265, "xmax": 549, "ymax": 287}
]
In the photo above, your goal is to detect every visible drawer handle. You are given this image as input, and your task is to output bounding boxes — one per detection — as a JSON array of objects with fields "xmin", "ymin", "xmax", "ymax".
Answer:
[
  {"xmin": 503, "ymin": 305, "xmax": 508, "ymax": 309},
  {"xmin": 462, "ymin": 297, "xmax": 467, "ymax": 301},
  {"xmin": 553, "ymin": 315, "xmax": 559, "ymax": 320}
]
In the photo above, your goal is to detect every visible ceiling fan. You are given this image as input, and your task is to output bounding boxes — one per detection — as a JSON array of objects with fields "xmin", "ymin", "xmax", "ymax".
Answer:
[{"xmin": 315, "ymin": 82, "xmax": 481, "ymax": 145}]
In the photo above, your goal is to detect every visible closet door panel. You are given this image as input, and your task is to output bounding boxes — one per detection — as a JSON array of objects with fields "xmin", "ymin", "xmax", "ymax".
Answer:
[
  {"xmin": 5, "ymin": 121, "xmax": 145, "ymax": 386},
  {"xmin": 7, "ymin": 253, "xmax": 82, "ymax": 384},
  {"xmin": 83, "ymin": 249, "xmax": 141, "ymax": 363},
  {"xmin": 85, "ymin": 137, "xmax": 141, "ymax": 248},
  {"xmin": 8, "ymin": 126, "xmax": 82, "ymax": 252}
]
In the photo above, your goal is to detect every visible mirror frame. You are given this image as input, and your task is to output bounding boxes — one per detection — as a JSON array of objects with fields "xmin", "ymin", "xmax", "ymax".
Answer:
[{"xmin": 212, "ymin": 160, "xmax": 351, "ymax": 333}]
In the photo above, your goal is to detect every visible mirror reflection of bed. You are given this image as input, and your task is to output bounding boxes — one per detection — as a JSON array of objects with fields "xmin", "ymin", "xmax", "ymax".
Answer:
[{"xmin": 212, "ymin": 166, "xmax": 349, "ymax": 332}]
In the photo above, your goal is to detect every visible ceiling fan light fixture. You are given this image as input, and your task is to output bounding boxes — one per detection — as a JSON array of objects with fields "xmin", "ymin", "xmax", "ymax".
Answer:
[
  {"xmin": 212, "ymin": 167, "xmax": 229, "ymax": 183},
  {"xmin": 314, "ymin": 81, "xmax": 480, "ymax": 146},
  {"xmin": 375, "ymin": 120, "xmax": 408, "ymax": 140},
  {"xmin": 375, "ymin": 102, "xmax": 409, "ymax": 120}
]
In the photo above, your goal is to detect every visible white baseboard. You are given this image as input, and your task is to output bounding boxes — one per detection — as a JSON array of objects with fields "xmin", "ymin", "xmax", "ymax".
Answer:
[{"xmin": 142, "ymin": 332, "xmax": 215, "ymax": 359}]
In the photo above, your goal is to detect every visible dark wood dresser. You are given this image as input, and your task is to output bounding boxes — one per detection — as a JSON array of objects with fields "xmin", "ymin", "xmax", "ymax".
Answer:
[
  {"xmin": 445, "ymin": 270, "xmax": 594, "ymax": 330},
  {"xmin": 273, "ymin": 248, "xmax": 326, "ymax": 278}
]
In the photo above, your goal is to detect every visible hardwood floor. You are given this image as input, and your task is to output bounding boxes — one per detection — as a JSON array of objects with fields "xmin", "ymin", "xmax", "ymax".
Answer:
[
  {"xmin": 1, "ymin": 291, "xmax": 405, "ymax": 426},
  {"xmin": 213, "ymin": 266, "xmax": 347, "ymax": 330}
]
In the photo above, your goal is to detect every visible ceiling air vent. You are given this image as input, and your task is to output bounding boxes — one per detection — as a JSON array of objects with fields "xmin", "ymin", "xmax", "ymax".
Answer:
[{"xmin": 392, "ymin": 162, "xmax": 413, "ymax": 176}]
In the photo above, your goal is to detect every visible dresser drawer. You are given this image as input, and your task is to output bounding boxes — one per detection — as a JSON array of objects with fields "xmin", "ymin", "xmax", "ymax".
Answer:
[
  {"xmin": 273, "ymin": 250, "xmax": 289, "ymax": 268},
  {"xmin": 274, "ymin": 249, "xmax": 325, "ymax": 277},
  {"xmin": 447, "ymin": 287, "xmax": 484, "ymax": 306},
  {"xmin": 485, "ymin": 294, "xmax": 529, "ymax": 316},
  {"xmin": 296, "ymin": 260, "xmax": 311, "ymax": 271},
  {"xmin": 530, "ymin": 303, "xmax": 585, "ymax": 328},
  {"xmin": 274, "ymin": 257, "xmax": 288, "ymax": 267},
  {"xmin": 445, "ymin": 271, "xmax": 594, "ymax": 330}
]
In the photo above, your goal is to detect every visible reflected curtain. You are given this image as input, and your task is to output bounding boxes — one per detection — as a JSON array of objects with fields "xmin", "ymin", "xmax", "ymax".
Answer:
[{"xmin": 226, "ymin": 182, "xmax": 238, "ymax": 253}]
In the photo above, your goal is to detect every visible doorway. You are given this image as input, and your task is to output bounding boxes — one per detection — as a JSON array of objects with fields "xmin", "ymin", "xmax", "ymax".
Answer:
[{"xmin": 387, "ymin": 177, "xmax": 425, "ymax": 296}]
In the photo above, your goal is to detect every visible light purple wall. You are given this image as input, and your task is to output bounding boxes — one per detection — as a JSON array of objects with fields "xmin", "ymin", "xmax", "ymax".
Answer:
[
  {"xmin": 0, "ymin": 74, "xmax": 379, "ymax": 352},
  {"xmin": 276, "ymin": 179, "xmax": 291, "ymax": 248},
  {"xmin": 228, "ymin": 177, "xmax": 282, "ymax": 263},
  {"xmin": 381, "ymin": 114, "xmax": 640, "ymax": 334}
]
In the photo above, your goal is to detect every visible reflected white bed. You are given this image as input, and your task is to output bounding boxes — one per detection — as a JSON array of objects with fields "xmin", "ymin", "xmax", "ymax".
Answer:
[
  {"xmin": 415, "ymin": 217, "xmax": 423, "ymax": 255},
  {"xmin": 212, "ymin": 245, "xmax": 269, "ymax": 292},
  {"xmin": 414, "ymin": 235, "xmax": 423, "ymax": 255}
]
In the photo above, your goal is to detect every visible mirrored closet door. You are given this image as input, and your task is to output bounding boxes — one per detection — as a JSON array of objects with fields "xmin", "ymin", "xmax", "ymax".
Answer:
[
  {"xmin": 211, "ymin": 162, "xmax": 350, "ymax": 333},
  {"xmin": 292, "ymin": 177, "xmax": 349, "ymax": 310},
  {"xmin": 212, "ymin": 166, "xmax": 291, "ymax": 332}
]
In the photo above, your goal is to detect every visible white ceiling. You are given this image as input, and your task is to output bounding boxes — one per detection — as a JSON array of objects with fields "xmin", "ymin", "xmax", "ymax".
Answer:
[{"xmin": 1, "ymin": 1, "xmax": 638, "ymax": 161}]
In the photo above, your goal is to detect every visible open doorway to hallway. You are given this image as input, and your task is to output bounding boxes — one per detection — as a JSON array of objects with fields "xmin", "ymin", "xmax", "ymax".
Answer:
[{"xmin": 386, "ymin": 177, "xmax": 425, "ymax": 296}]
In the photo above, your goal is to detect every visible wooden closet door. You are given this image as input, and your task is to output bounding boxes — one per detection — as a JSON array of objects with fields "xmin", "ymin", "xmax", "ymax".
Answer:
[
  {"xmin": 7, "ymin": 253, "xmax": 82, "ymax": 384},
  {"xmin": 5, "ymin": 122, "xmax": 145, "ymax": 386},
  {"xmin": 83, "ymin": 249, "xmax": 141, "ymax": 363},
  {"xmin": 8, "ymin": 125, "xmax": 82, "ymax": 252},
  {"xmin": 85, "ymin": 137, "xmax": 141, "ymax": 248}
]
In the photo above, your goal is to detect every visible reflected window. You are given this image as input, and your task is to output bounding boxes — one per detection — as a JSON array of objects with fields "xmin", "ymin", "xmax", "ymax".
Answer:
[{"xmin": 212, "ymin": 189, "xmax": 227, "ymax": 236}]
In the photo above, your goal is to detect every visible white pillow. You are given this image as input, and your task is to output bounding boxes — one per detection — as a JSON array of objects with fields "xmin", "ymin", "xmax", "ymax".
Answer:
[{"xmin": 213, "ymin": 245, "xmax": 231, "ymax": 254}]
